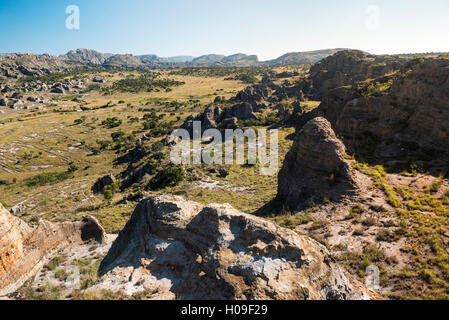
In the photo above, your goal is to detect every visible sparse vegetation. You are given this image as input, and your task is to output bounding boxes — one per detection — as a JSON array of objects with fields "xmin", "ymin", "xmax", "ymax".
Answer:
[{"xmin": 105, "ymin": 72, "xmax": 185, "ymax": 93}]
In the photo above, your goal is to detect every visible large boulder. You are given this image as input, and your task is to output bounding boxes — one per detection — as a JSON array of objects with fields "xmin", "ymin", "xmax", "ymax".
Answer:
[
  {"xmin": 98, "ymin": 195, "xmax": 377, "ymax": 300},
  {"xmin": 181, "ymin": 104, "xmax": 223, "ymax": 136},
  {"xmin": 277, "ymin": 117, "xmax": 358, "ymax": 209},
  {"xmin": 234, "ymin": 84, "xmax": 270, "ymax": 105},
  {"xmin": 0, "ymin": 204, "xmax": 105, "ymax": 296},
  {"xmin": 225, "ymin": 102, "xmax": 258, "ymax": 121}
]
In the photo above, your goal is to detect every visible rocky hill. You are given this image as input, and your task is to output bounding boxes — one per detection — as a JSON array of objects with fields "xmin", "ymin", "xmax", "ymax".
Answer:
[
  {"xmin": 138, "ymin": 55, "xmax": 195, "ymax": 63},
  {"xmin": 0, "ymin": 48, "xmax": 356, "ymax": 79},
  {"xmin": 306, "ymin": 50, "xmax": 406, "ymax": 99},
  {"xmin": 0, "ymin": 53, "xmax": 73, "ymax": 79},
  {"xmin": 263, "ymin": 48, "xmax": 348, "ymax": 66},
  {"xmin": 102, "ymin": 54, "xmax": 146, "ymax": 69},
  {"xmin": 59, "ymin": 48, "xmax": 113, "ymax": 65},
  {"xmin": 305, "ymin": 52, "xmax": 449, "ymax": 164}
]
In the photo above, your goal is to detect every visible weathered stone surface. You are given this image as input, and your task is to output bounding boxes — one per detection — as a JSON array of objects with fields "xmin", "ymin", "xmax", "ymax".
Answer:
[
  {"xmin": 217, "ymin": 117, "xmax": 239, "ymax": 130},
  {"xmin": 0, "ymin": 53, "xmax": 70, "ymax": 79},
  {"xmin": 181, "ymin": 104, "xmax": 222, "ymax": 135},
  {"xmin": 0, "ymin": 204, "xmax": 104, "ymax": 296},
  {"xmin": 97, "ymin": 195, "xmax": 376, "ymax": 300},
  {"xmin": 312, "ymin": 56, "xmax": 449, "ymax": 159},
  {"xmin": 225, "ymin": 102, "xmax": 258, "ymax": 121},
  {"xmin": 309, "ymin": 50, "xmax": 405, "ymax": 99},
  {"xmin": 234, "ymin": 84, "xmax": 270, "ymax": 104},
  {"xmin": 80, "ymin": 215, "xmax": 106, "ymax": 244},
  {"xmin": 277, "ymin": 117, "xmax": 358, "ymax": 209}
]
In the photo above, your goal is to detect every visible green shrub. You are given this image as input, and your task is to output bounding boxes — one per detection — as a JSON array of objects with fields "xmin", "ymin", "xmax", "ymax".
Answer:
[
  {"xmin": 111, "ymin": 131, "xmax": 126, "ymax": 142},
  {"xmin": 270, "ymin": 213, "xmax": 313, "ymax": 229},
  {"xmin": 348, "ymin": 204, "xmax": 364, "ymax": 219},
  {"xmin": 106, "ymin": 73, "xmax": 184, "ymax": 93},
  {"xmin": 376, "ymin": 229, "xmax": 400, "ymax": 242},
  {"xmin": 26, "ymin": 165, "xmax": 78, "ymax": 187},
  {"xmin": 102, "ymin": 117, "xmax": 122, "ymax": 128},
  {"xmin": 103, "ymin": 189, "xmax": 113, "ymax": 200},
  {"xmin": 149, "ymin": 165, "xmax": 185, "ymax": 190}
]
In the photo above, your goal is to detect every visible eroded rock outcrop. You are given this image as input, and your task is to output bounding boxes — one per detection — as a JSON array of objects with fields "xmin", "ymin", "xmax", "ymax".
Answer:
[
  {"xmin": 0, "ymin": 204, "xmax": 105, "ymax": 296},
  {"xmin": 309, "ymin": 50, "xmax": 405, "ymax": 99},
  {"xmin": 312, "ymin": 56, "xmax": 449, "ymax": 160},
  {"xmin": 97, "ymin": 195, "xmax": 376, "ymax": 300},
  {"xmin": 181, "ymin": 103, "xmax": 258, "ymax": 136},
  {"xmin": 277, "ymin": 117, "xmax": 358, "ymax": 209}
]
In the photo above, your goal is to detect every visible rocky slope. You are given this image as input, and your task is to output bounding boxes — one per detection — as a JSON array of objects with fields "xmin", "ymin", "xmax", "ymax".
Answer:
[
  {"xmin": 188, "ymin": 53, "xmax": 260, "ymax": 67},
  {"xmin": 309, "ymin": 54, "xmax": 449, "ymax": 163},
  {"xmin": 0, "ymin": 48, "xmax": 351, "ymax": 79},
  {"xmin": 59, "ymin": 48, "xmax": 113, "ymax": 65},
  {"xmin": 277, "ymin": 117, "xmax": 359, "ymax": 209},
  {"xmin": 306, "ymin": 50, "xmax": 406, "ymax": 99},
  {"xmin": 263, "ymin": 48, "xmax": 347, "ymax": 66},
  {"xmin": 97, "ymin": 195, "xmax": 378, "ymax": 300},
  {"xmin": 0, "ymin": 53, "xmax": 73, "ymax": 79},
  {"xmin": 0, "ymin": 203, "xmax": 105, "ymax": 296}
]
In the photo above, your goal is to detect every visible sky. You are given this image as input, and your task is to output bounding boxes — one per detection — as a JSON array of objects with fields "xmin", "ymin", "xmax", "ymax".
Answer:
[{"xmin": 0, "ymin": 0, "xmax": 448, "ymax": 60}]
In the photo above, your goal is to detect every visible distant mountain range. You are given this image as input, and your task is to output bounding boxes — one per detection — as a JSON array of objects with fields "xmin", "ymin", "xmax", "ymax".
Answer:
[
  {"xmin": 4, "ymin": 48, "xmax": 447, "ymax": 79},
  {"xmin": 0, "ymin": 48, "xmax": 354, "ymax": 79},
  {"xmin": 57, "ymin": 48, "xmax": 349, "ymax": 68}
]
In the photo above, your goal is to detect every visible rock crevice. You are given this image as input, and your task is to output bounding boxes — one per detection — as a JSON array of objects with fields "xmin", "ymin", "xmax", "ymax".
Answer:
[{"xmin": 98, "ymin": 195, "xmax": 375, "ymax": 300}]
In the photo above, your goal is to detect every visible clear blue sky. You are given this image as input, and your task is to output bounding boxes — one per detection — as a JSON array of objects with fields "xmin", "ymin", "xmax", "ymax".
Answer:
[{"xmin": 0, "ymin": 0, "xmax": 448, "ymax": 60}]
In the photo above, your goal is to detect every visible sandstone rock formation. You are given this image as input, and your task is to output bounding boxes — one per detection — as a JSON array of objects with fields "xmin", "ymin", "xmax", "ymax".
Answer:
[
  {"xmin": 0, "ymin": 204, "xmax": 105, "ymax": 296},
  {"xmin": 311, "ymin": 56, "xmax": 449, "ymax": 160},
  {"xmin": 181, "ymin": 103, "xmax": 257, "ymax": 136},
  {"xmin": 308, "ymin": 50, "xmax": 405, "ymax": 99},
  {"xmin": 97, "ymin": 195, "xmax": 376, "ymax": 300},
  {"xmin": 181, "ymin": 104, "xmax": 222, "ymax": 135},
  {"xmin": 224, "ymin": 102, "xmax": 258, "ymax": 121},
  {"xmin": 277, "ymin": 117, "xmax": 358, "ymax": 209}
]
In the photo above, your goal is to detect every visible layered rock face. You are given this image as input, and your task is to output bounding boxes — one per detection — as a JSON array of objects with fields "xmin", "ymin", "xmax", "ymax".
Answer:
[
  {"xmin": 0, "ymin": 204, "xmax": 105, "ymax": 296},
  {"xmin": 277, "ymin": 118, "xmax": 358, "ymax": 209},
  {"xmin": 98, "ymin": 195, "xmax": 375, "ymax": 300},
  {"xmin": 313, "ymin": 57, "xmax": 449, "ymax": 159}
]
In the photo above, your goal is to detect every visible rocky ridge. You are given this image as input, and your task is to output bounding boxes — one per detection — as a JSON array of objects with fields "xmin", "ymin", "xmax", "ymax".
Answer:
[{"xmin": 307, "ymin": 54, "xmax": 449, "ymax": 163}]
